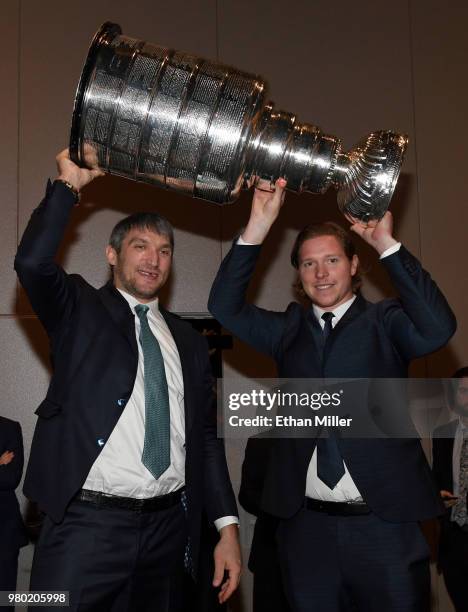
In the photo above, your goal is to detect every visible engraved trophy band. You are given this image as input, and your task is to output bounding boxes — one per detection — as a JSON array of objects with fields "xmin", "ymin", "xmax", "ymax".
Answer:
[{"xmin": 70, "ymin": 22, "xmax": 408, "ymax": 221}]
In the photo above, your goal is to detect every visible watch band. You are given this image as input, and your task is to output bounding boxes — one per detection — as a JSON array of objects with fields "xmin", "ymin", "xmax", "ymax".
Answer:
[{"xmin": 54, "ymin": 179, "xmax": 80, "ymax": 204}]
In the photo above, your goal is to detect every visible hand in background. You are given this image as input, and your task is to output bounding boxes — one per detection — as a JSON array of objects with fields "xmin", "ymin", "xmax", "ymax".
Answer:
[
  {"xmin": 0, "ymin": 450, "xmax": 14, "ymax": 465},
  {"xmin": 440, "ymin": 489, "xmax": 458, "ymax": 508}
]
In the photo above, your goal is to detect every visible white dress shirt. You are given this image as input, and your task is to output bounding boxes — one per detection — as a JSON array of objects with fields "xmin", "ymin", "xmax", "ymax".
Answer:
[
  {"xmin": 84, "ymin": 291, "xmax": 186, "ymax": 497},
  {"xmin": 84, "ymin": 289, "xmax": 237, "ymax": 530},
  {"xmin": 305, "ymin": 295, "xmax": 364, "ymax": 501}
]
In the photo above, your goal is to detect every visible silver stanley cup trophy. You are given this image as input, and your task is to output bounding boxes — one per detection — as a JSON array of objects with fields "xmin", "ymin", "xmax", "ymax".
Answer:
[{"xmin": 70, "ymin": 22, "xmax": 408, "ymax": 221}]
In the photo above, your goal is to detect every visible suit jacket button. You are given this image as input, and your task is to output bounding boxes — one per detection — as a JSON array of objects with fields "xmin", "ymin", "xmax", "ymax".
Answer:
[
  {"xmin": 97, "ymin": 438, "xmax": 105, "ymax": 447},
  {"xmin": 117, "ymin": 398, "xmax": 126, "ymax": 407}
]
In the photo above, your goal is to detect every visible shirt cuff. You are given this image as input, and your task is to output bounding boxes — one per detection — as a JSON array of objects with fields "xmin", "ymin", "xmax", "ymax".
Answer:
[
  {"xmin": 214, "ymin": 516, "xmax": 240, "ymax": 531},
  {"xmin": 237, "ymin": 235, "xmax": 256, "ymax": 246},
  {"xmin": 379, "ymin": 242, "xmax": 401, "ymax": 259}
]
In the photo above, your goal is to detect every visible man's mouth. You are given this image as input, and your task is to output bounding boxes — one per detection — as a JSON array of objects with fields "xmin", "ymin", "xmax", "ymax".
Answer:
[
  {"xmin": 138, "ymin": 270, "xmax": 159, "ymax": 279},
  {"xmin": 314, "ymin": 283, "xmax": 334, "ymax": 291}
]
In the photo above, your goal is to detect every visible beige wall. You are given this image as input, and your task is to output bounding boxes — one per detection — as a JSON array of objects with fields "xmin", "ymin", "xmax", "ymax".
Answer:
[{"xmin": 2, "ymin": 1, "xmax": 467, "ymax": 609}]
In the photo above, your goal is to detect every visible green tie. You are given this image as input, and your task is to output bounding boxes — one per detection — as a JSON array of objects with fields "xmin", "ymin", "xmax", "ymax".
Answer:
[{"xmin": 135, "ymin": 304, "xmax": 170, "ymax": 479}]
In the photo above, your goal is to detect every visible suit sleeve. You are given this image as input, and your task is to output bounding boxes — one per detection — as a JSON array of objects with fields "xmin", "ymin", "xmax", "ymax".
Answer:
[
  {"xmin": 238, "ymin": 436, "xmax": 274, "ymax": 517},
  {"xmin": 380, "ymin": 246, "xmax": 456, "ymax": 360},
  {"xmin": 208, "ymin": 243, "xmax": 287, "ymax": 358},
  {"xmin": 432, "ymin": 437, "xmax": 446, "ymax": 491},
  {"xmin": 198, "ymin": 336, "xmax": 238, "ymax": 522},
  {"xmin": 432, "ymin": 423, "xmax": 454, "ymax": 493},
  {"xmin": 14, "ymin": 180, "xmax": 78, "ymax": 337},
  {"xmin": 0, "ymin": 421, "xmax": 24, "ymax": 491}
]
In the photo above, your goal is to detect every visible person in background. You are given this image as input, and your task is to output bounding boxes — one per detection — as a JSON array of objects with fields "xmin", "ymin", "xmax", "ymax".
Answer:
[
  {"xmin": 433, "ymin": 367, "xmax": 468, "ymax": 612},
  {"xmin": 239, "ymin": 435, "xmax": 290, "ymax": 612},
  {"xmin": 0, "ymin": 415, "xmax": 28, "ymax": 608}
]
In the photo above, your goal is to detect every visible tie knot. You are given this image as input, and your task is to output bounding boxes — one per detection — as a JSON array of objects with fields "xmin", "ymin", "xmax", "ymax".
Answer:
[
  {"xmin": 322, "ymin": 312, "xmax": 334, "ymax": 324},
  {"xmin": 135, "ymin": 304, "xmax": 149, "ymax": 319}
]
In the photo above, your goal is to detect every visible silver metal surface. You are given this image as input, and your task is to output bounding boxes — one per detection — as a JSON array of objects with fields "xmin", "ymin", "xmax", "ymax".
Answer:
[{"xmin": 70, "ymin": 23, "xmax": 408, "ymax": 221}]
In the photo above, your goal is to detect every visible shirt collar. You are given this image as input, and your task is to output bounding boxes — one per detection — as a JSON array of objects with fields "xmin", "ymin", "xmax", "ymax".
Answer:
[
  {"xmin": 312, "ymin": 294, "xmax": 357, "ymax": 325},
  {"xmin": 117, "ymin": 288, "xmax": 160, "ymax": 316}
]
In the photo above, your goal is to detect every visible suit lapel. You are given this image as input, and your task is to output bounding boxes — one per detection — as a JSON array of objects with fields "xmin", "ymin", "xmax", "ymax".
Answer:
[
  {"xmin": 97, "ymin": 282, "xmax": 138, "ymax": 357},
  {"xmin": 304, "ymin": 308, "xmax": 324, "ymax": 372},
  {"xmin": 323, "ymin": 293, "xmax": 367, "ymax": 362},
  {"xmin": 444, "ymin": 421, "xmax": 457, "ymax": 489},
  {"xmin": 159, "ymin": 306, "xmax": 196, "ymax": 434},
  {"xmin": 97, "ymin": 287, "xmax": 196, "ymax": 433},
  {"xmin": 334, "ymin": 293, "xmax": 367, "ymax": 331}
]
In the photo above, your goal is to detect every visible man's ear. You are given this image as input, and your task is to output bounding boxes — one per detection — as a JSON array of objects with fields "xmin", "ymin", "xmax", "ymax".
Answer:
[
  {"xmin": 106, "ymin": 245, "xmax": 117, "ymax": 266},
  {"xmin": 350, "ymin": 254, "xmax": 359, "ymax": 276}
]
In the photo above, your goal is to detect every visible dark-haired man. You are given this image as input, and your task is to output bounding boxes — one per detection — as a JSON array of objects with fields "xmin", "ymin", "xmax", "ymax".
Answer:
[
  {"xmin": 433, "ymin": 367, "xmax": 468, "ymax": 612},
  {"xmin": 209, "ymin": 179, "xmax": 456, "ymax": 612},
  {"xmin": 15, "ymin": 149, "xmax": 240, "ymax": 612}
]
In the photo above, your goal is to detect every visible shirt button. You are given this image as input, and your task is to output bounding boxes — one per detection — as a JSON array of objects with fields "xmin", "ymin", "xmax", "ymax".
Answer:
[
  {"xmin": 97, "ymin": 438, "xmax": 105, "ymax": 447},
  {"xmin": 117, "ymin": 398, "xmax": 126, "ymax": 407}
]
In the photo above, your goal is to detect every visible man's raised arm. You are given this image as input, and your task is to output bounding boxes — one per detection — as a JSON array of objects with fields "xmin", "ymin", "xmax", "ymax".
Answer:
[{"xmin": 14, "ymin": 149, "xmax": 103, "ymax": 335}]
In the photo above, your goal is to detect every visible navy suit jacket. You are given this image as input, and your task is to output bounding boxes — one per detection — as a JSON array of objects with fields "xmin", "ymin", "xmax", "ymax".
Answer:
[
  {"xmin": 432, "ymin": 420, "xmax": 457, "ymax": 496},
  {"xmin": 432, "ymin": 419, "xmax": 460, "ymax": 565},
  {"xmin": 0, "ymin": 416, "xmax": 28, "ymax": 552},
  {"xmin": 14, "ymin": 181, "xmax": 237, "ymax": 573},
  {"xmin": 238, "ymin": 435, "xmax": 281, "ymax": 572},
  {"xmin": 209, "ymin": 242, "xmax": 456, "ymax": 522}
]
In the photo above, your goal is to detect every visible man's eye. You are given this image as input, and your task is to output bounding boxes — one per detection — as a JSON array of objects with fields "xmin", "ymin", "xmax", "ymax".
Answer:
[
  {"xmin": 160, "ymin": 249, "xmax": 171, "ymax": 256},
  {"xmin": 328, "ymin": 257, "xmax": 338, "ymax": 264},
  {"xmin": 302, "ymin": 261, "xmax": 312, "ymax": 268},
  {"xmin": 135, "ymin": 244, "xmax": 145, "ymax": 250}
]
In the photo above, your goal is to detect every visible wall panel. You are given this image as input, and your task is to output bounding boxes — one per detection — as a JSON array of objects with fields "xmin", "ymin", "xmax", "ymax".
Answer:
[
  {"xmin": 0, "ymin": 1, "xmax": 19, "ymax": 315},
  {"xmin": 410, "ymin": 0, "xmax": 468, "ymax": 376}
]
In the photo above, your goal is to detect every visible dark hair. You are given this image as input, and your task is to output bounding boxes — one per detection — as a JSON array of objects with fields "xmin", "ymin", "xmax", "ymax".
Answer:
[
  {"xmin": 447, "ymin": 367, "xmax": 468, "ymax": 406},
  {"xmin": 109, "ymin": 212, "xmax": 174, "ymax": 254},
  {"xmin": 453, "ymin": 367, "xmax": 468, "ymax": 379},
  {"xmin": 290, "ymin": 222, "xmax": 361, "ymax": 293}
]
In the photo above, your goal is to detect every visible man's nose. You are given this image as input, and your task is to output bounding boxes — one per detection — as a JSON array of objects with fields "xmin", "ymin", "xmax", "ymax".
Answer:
[
  {"xmin": 315, "ymin": 264, "xmax": 328, "ymax": 278},
  {"xmin": 146, "ymin": 250, "xmax": 159, "ymax": 267}
]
